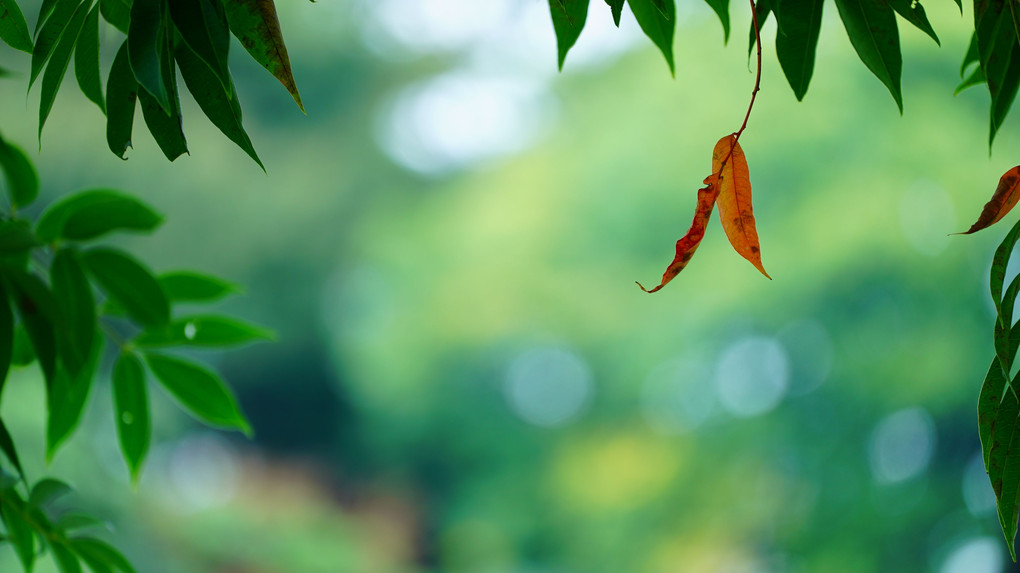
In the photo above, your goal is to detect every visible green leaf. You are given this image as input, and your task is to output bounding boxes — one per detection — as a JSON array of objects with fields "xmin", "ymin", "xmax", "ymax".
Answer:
[
  {"xmin": 144, "ymin": 353, "xmax": 251, "ymax": 434},
  {"xmin": 47, "ymin": 334, "xmax": 101, "ymax": 460},
  {"xmin": 74, "ymin": 4, "xmax": 105, "ymax": 114},
  {"xmin": 627, "ymin": 0, "xmax": 676, "ymax": 75},
  {"xmin": 0, "ymin": 134, "xmax": 40, "ymax": 208},
  {"xmin": 30, "ymin": 0, "xmax": 83, "ymax": 90},
  {"xmin": 69, "ymin": 538, "xmax": 136, "ymax": 573},
  {"xmin": 990, "ymin": 216, "xmax": 1020, "ymax": 324},
  {"xmin": 548, "ymin": 0, "xmax": 590, "ymax": 70},
  {"xmin": 0, "ymin": 282, "xmax": 11, "ymax": 400},
  {"xmin": 962, "ymin": 32, "xmax": 980, "ymax": 77},
  {"xmin": 0, "ymin": 0, "xmax": 33, "ymax": 52},
  {"xmin": 1, "ymin": 493, "xmax": 35, "ymax": 572},
  {"xmin": 222, "ymin": 0, "xmax": 303, "ymax": 111},
  {"xmin": 834, "ymin": 0, "xmax": 903, "ymax": 112},
  {"xmin": 136, "ymin": 314, "xmax": 272, "ymax": 348},
  {"xmin": 36, "ymin": 189, "xmax": 163, "ymax": 243},
  {"xmin": 176, "ymin": 40, "xmax": 263, "ymax": 168},
  {"xmin": 10, "ymin": 272, "xmax": 59, "ymax": 385},
  {"xmin": 39, "ymin": 0, "xmax": 90, "ymax": 141},
  {"xmin": 887, "ymin": 0, "xmax": 938, "ymax": 45},
  {"xmin": 36, "ymin": 0, "xmax": 59, "ymax": 34},
  {"xmin": 29, "ymin": 478, "xmax": 71, "ymax": 507},
  {"xmin": 158, "ymin": 271, "xmax": 240, "ymax": 303},
  {"xmin": 703, "ymin": 0, "xmax": 730, "ymax": 43},
  {"xmin": 105, "ymin": 41, "xmax": 137, "ymax": 160},
  {"xmin": 81, "ymin": 248, "xmax": 169, "ymax": 327},
  {"xmin": 99, "ymin": 0, "xmax": 130, "ymax": 33},
  {"xmin": 956, "ymin": 65, "xmax": 987, "ymax": 95},
  {"xmin": 169, "ymin": 0, "xmax": 232, "ymax": 95},
  {"xmin": 606, "ymin": 0, "xmax": 624, "ymax": 26},
  {"xmin": 51, "ymin": 248, "xmax": 95, "ymax": 375},
  {"xmin": 11, "ymin": 326, "xmax": 34, "ymax": 367},
  {"xmin": 128, "ymin": 0, "xmax": 169, "ymax": 112},
  {"xmin": 112, "ymin": 351, "xmax": 149, "ymax": 482},
  {"xmin": 774, "ymin": 0, "xmax": 824, "ymax": 101},
  {"xmin": 51, "ymin": 541, "xmax": 82, "ymax": 573},
  {"xmin": 139, "ymin": 76, "xmax": 188, "ymax": 161},
  {"xmin": 0, "ymin": 417, "xmax": 25, "ymax": 481},
  {"xmin": 975, "ymin": 0, "xmax": 1020, "ymax": 145},
  {"xmin": 748, "ymin": 0, "xmax": 772, "ymax": 57},
  {"xmin": 0, "ymin": 221, "xmax": 39, "ymax": 255},
  {"xmin": 54, "ymin": 513, "xmax": 106, "ymax": 532}
]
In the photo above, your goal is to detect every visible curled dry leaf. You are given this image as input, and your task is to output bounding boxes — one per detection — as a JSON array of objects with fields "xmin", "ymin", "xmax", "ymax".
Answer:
[
  {"xmin": 958, "ymin": 166, "xmax": 1020, "ymax": 234},
  {"xmin": 638, "ymin": 174, "xmax": 720, "ymax": 293},
  {"xmin": 713, "ymin": 135, "xmax": 770, "ymax": 279}
]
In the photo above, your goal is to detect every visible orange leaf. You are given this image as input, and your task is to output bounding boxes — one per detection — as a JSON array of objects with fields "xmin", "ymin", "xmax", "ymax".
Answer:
[
  {"xmin": 712, "ymin": 135, "xmax": 770, "ymax": 279},
  {"xmin": 638, "ymin": 175, "xmax": 720, "ymax": 293},
  {"xmin": 958, "ymin": 166, "xmax": 1020, "ymax": 234}
]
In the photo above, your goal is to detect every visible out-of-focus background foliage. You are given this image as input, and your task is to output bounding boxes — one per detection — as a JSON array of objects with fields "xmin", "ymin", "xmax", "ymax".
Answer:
[{"xmin": 0, "ymin": 0, "xmax": 1016, "ymax": 571}]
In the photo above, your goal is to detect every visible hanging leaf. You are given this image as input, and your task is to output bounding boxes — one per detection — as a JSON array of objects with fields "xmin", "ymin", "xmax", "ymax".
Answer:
[
  {"xmin": 128, "ymin": 0, "xmax": 170, "ymax": 112},
  {"xmin": 0, "ymin": 135, "xmax": 39, "ymax": 208},
  {"xmin": 69, "ymin": 537, "xmax": 137, "ymax": 573},
  {"xmin": 0, "ymin": 417, "xmax": 24, "ymax": 481},
  {"xmin": 50, "ymin": 541, "xmax": 83, "ymax": 573},
  {"xmin": 991, "ymin": 216, "xmax": 1020, "ymax": 325},
  {"xmin": 81, "ymin": 248, "xmax": 169, "ymax": 327},
  {"xmin": 0, "ymin": 491, "xmax": 35, "ymax": 572},
  {"xmin": 834, "ymin": 0, "xmax": 903, "ymax": 111},
  {"xmin": 606, "ymin": 0, "xmax": 624, "ymax": 26},
  {"xmin": 974, "ymin": 0, "xmax": 1020, "ymax": 145},
  {"xmin": 144, "ymin": 352, "xmax": 252, "ymax": 434},
  {"xmin": 31, "ymin": 0, "xmax": 84, "ymax": 89},
  {"xmin": 112, "ymin": 351, "xmax": 149, "ymax": 482},
  {"xmin": 627, "ymin": 0, "xmax": 676, "ymax": 75},
  {"xmin": 774, "ymin": 0, "xmax": 824, "ymax": 101},
  {"xmin": 136, "ymin": 314, "xmax": 273, "ymax": 348},
  {"xmin": 38, "ymin": 0, "xmax": 90, "ymax": 141},
  {"xmin": 748, "ymin": 0, "xmax": 772, "ymax": 58},
  {"xmin": 74, "ymin": 4, "xmax": 105, "ymax": 113},
  {"xmin": 36, "ymin": 189, "xmax": 163, "ymax": 243},
  {"xmin": 548, "ymin": 0, "xmax": 590, "ymax": 70},
  {"xmin": 100, "ymin": 0, "xmax": 130, "ymax": 33},
  {"xmin": 158, "ymin": 270, "xmax": 240, "ymax": 302},
  {"xmin": 176, "ymin": 43, "xmax": 263, "ymax": 169},
  {"xmin": 170, "ymin": 0, "xmax": 232, "ymax": 94},
  {"xmin": 887, "ymin": 0, "xmax": 939, "ymax": 45},
  {"xmin": 10, "ymin": 272, "xmax": 59, "ymax": 385},
  {"xmin": 51, "ymin": 248, "xmax": 95, "ymax": 376},
  {"xmin": 712, "ymin": 135, "xmax": 770, "ymax": 278},
  {"xmin": 0, "ymin": 0, "xmax": 33, "ymax": 52},
  {"xmin": 639, "ymin": 174, "xmax": 721, "ymax": 292},
  {"xmin": 139, "ymin": 80, "xmax": 187, "ymax": 161},
  {"xmin": 957, "ymin": 166, "xmax": 1020, "ymax": 235},
  {"xmin": 702, "ymin": 0, "xmax": 730, "ymax": 43},
  {"xmin": 222, "ymin": 0, "xmax": 303, "ymax": 111},
  {"xmin": 0, "ymin": 283, "xmax": 13, "ymax": 400},
  {"xmin": 47, "ymin": 334, "xmax": 101, "ymax": 460},
  {"xmin": 105, "ymin": 41, "xmax": 137, "ymax": 160}
]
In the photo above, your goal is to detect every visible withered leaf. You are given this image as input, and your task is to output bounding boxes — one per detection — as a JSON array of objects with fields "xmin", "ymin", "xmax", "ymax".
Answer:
[
  {"xmin": 713, "ymin": 134, "xmax": 770, "ymax": 279},
  {"xmin": 959, "ymin": 166, "xmax": 1020, "ymax": 234}
]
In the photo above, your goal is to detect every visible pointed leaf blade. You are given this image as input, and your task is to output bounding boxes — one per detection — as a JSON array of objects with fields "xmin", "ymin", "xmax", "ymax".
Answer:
[
  {"xmin": 606, "ymin": 0, "xmax": 624, "ymax": 25},
  {"xmin": 39, "ymin": 0, "xmax": 90, "ymax": 141},
  {"xmin": 36, "ymin": 189, "xmax": 163, "ymax": 243},
  {"xmin": 0, "ymin": 0, "xmax": 33, "ymax": 52},
  {"xmin": 958, "ymin": 166, "xmax": 1020, "ymax": 235},
  {"xmin": 887, "ymin": 0, "xmax": 939, "ymax": 45},
  {"xmin": 158, "ymin": 271, "xmax": 240, "ymax": 303},
  {"xmin": 46, "ymin": 335, "xmax": 101, "ymax": 460},
  {"xmin": 626, "ymin": 0, "xmax": 676, "ymax": 75},
  {"xmin": 0, "ymin": 135, "xmax": 39, "ymax": 208},
  {"xmin": 128, "ymin": 0, "xmax": 169, "ymax": 112},
  {"xmin": 774, "ymin": 0, "xmax": 824, "ymax": 100},
  {"xmin": 136, "ymin": 315, "xmax": 272, "ymax": 348},
  {"xmin": 834, "ymin": 0, "xmax": 903, "ymax": 111},
  {"xmin": 106, "ymin": 41, "xmax": 137, "ymax": 160},
  {"xmin": 702, "ymin": 0, "xmax": 730, "ymax": 42},
  {"xmin": 144, "ymin": 353, "xmax": 251, "ymax": 434},
  {"xmin": 223, "ymin": 0, "xmax": 303, "ymax": 111},
  {"xmin": 74, "ymin": 4, "xmax": 105, "ymax": 113},
  {"xmin": 81, "ymin": 248, "xmax": 169, "ymax": 327},
  {"xmin": 112, "ymin": 351, "xmax": 149, "ymax": 482},
  {"xmin": 712, "ymin": 135, "xmax": 770, "ymax": 278}
]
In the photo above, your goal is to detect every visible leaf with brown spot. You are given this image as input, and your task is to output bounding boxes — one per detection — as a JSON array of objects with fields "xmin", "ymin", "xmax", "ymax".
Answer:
[
  {"xmin": 712, "ymin": 134, "xmax": 770, "ymax": 279},
  {"xmin": 222, "ymin": 0, "xmax": 303, "ymax": 112},
  {"xmin": 959, "ymin": 166, "xmax": 1020, "ymax": 234},
  {"xmin": 638, "ymin": 174, "xmax": 720, "ymax": 293}
]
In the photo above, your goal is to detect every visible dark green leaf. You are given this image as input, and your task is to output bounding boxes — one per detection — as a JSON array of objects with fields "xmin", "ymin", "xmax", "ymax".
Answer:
[
  {"xmin": 834, "ymin": 0, "xmax": 903, "ymax": 111},
  {"xmin": 158, "ymin": 271, "xmax": 240, "ymax": 302},
  {"xmin": 51, "ymin": 248, "xmax": 95, "ymax": 375},
  {"xmin": 962, "ymin": 32, "xmax": 979, "ymax": 77},
  {"xmin": 30, "ymin": 0, "xmax": 83, "ymax": 89},
  {"xmin": 39, "ymin": 0, "xmax": 90, "ymax": 141},
  {"xmin": 627, "ymin": 0, "xmax": 676, "ymax": 75},
  {"xmin": 51, "ymin": 541, "xmax": 83, "ymax": 573},
  {"xmin": 956, "ymin": 65, "xmax": 987, "ymax": 94},
  {"xmin": 606, "ymin": 0, "xmax": 624, "ymax": 26},
  {"xmin": 106, "ymin": 41, "xmax": 137, "ymax": 160},
  {"xmin": 47, "ymin": 334, "xmax": 101, "ymax": 460},
  {"xmin": 0, "ymin": 416, "xmax": 24, "ymax": 481},
  {"xmin": 36, "ymin": 0, "xmax": 59, "ymax": 33},
  {"xmin": 222, "ymin": 0, "xmax": 303, "ymax": 110},
  {"xmin": 36, "ymin": 189, "xmax": 163, "ymax": 243},
  {"xmin": 100, "ymin": 0, "xmax": 130, "ymax": 33},
  {"xmin": 774, "ymin": 0, "xmax": 824, "ymax": 100},
  {"xmin": 81, "ymin": 248, "xmax": 169, "ymax": 327},
  {"xmin": 29, "ymin": 478, "xmax": 71, "ymax": 507},
  {"xmin": 138, "ymin": 75, "xmax": 188, "ymax": 161},
  {"xmin": 144, "ymin": 353, "xmax": 251, "ymax": 434},
  {"xmin": 11, "ymin": 326, "xmax": 34, "ymax": 367},
  {"xmin": 990, "ymin": 216, "xmax": 1020, "ymax": 323},
  {"xmin": 0, "ymin": 282, "xmax": 11, "ymax": 400},
  {"xmin": 74, "ymin": 4, "xmax": 105, "ymax": 113},
  {"xmin": 548, "ymin": 0, "xmax": 590, "ymax": 70},
  {"xmin": 70, "ymin": 537, "xmax": 136, "ymax": 573},
  {"xmin": 10, "ymin": 272, "xmax": 59, "ymax": 385},
  {"xmin": 703, "ymin": 0, "xmax": 730, "ymax": 43},
  {"xmin": 1, "ymin": 493, "xmax": 35, "ymax": 572},
  {"xmin": 0, "ymin": 221, "xmax": 39, "ymax": 254},
  {"xmin": 128, "ymin": 0, "xmax": 169, "ymax": 112},
  {"xmin": 112, "ymin": 351, "xmax": 149, "ymax": 482},
  {"xmin": 0, "ymin": 0, "xmax": 33, "ymax": 52},
  {"xmin": 176, "ymin": 42, "xmax": 262, "ymax": 168},
  {"xmin": 974, "ymin": 0, "xmax": 1020, "ymax": 145},
  {"xmin": 170, "ymin": 0, "xmax": 232, "ymax": 95},
  {"xmin": 0, "ymin": 134, "xmax": 40, "ymax": 208},
  {"xmin": 136, "ymin": 314, "xmax": 272, "ymax": 348},
  {"xmin": 888, "ymin": 0, "xmax": 938, "ymax": 45}
]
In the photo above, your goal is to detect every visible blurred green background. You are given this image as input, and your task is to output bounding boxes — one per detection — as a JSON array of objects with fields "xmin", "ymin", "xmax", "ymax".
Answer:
[{"xmin": 0, "ymin": 0, "xmax": 1016, "ymax": 571}]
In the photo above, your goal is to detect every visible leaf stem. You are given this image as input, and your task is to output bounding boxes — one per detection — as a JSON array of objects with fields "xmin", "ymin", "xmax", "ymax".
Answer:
[{"xmin": 716, "ymin": 0, "xmax": 763, "ymax": 174}]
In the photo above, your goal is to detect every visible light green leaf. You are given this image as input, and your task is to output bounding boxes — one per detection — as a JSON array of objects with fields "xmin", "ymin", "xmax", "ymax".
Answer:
[
  {"xmin": 36, "ymin": 189, "xmax": 163, "ymax": 243},
  {"xmin": 39, "ymin": 0, "xmax": 90, "ymax": 141},
  {"xmin": 223, "ymin": 0, "xmax": 303, "ymax": 111},
  {"xmin": 112, "ymin": 351, "xmax": 149, "ymax": 482},
  {"xmin": 144, "ymin": 353, "xmax": 251, "ymax": 434},
  {"xmin": 0, "ymin": 134, "xmax": 40, "ymax": 208},
  {"xmin": 51, "ymin": 248, "xmax": 95, "ymax": 376},
  {"xmin": 158, "ymin": 271, "xmax": 240, "ymax": 303},
  {"xmin": 627, "ymin": 0, "xmax": 675, "ymax": 75},
  {"xmin": 0, "ymin": 0, "xmax": 33, "ymax": 52},
  {"xmin": 81, "ymin": 248, "xmax": 169, "ymax": 327},
  {"xmin": 548, "ymin": 0, "xmax": 590, "ymax": 70},
  {"xmin": 106, "ymin": 41, "xmax": 137, "ymax": 160},
  {"xmin": 75, "ymin": 4, "xmax": 105, "ymax": 113},
  {"xmin": 136, "ymin": 315, "xmax": 272, "ymax": 348},
  {"xmin": 774, "ymin": 0, "xmax": 824, "ymax": 101},
  {"xmin": 47, "ymin": 334, "xmax": 101, "ymax": 460},
  {"xmin": 29, "ymin": 477, "xmax": 72, "ymax": 507},
  {"xmin": 834, "ymin": 0, "xmax": 903, "ymax": 111},
  {"xmin": 128, "ymin": 0, "xmax": 169, "ymax": 112}
]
